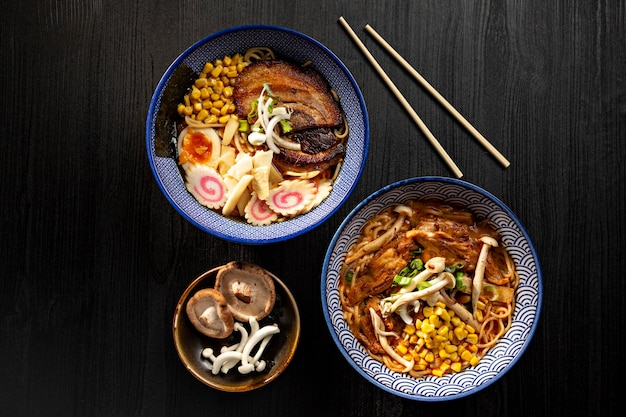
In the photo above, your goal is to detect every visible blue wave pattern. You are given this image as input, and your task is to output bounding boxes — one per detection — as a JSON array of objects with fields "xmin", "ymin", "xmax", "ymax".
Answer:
[
  {"xmin": 148, "ymin": 26, "xmax": 368, "ymax": 243},
  {"xmin": 323, "ymin": 178, "xmax": 542, "ymax": 401}
]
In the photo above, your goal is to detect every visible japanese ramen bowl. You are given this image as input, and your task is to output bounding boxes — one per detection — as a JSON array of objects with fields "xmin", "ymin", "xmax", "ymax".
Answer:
[
  {"xmin": 146, "ymin": 25, "xmax": 369, "ymax": 244},
  {"xmin": 173, "ymin": 263, "xmax": 301, "ymax": 392},
  {"xmin": 321, "ymin": 176, "xmax": 542, "ymax": 401}
]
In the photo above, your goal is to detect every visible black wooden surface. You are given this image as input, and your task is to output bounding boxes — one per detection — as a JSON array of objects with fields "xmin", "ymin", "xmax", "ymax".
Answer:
[{"xmin": 1, "ymin": 1, "xmax": 623, "ymax": 415}]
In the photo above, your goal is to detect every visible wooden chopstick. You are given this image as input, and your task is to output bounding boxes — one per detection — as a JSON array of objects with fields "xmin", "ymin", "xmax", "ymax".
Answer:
[
  {"xmin": 364, "ymin": 24, "xmax": 511, "ymax": 168},
  {"xmin": 338, "ymin": 16, "xmax": 464, "ymax": 178}
]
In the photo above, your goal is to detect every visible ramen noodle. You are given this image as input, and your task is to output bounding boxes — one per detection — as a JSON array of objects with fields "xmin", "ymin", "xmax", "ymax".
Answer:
[{"xmin": 339, "ymin": 199, "xmax": 518, "ymax": 377}]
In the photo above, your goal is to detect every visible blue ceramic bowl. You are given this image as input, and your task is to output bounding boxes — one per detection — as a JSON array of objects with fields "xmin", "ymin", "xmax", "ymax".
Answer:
[
  {"xmin": 321, "ymin": 177, "xmax": 542, "ymax": 401},
  {"xmin": 147, "ymin": 25, "xmax": 369, "ymax": 244}
]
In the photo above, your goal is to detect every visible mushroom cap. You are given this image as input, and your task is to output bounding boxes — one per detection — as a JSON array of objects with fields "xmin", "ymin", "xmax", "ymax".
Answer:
[
  {"xmin": 186, "ymin": 288, "xmax": 235, "ymax": 339},
  {"xmin": 215, "ymin": 261, "xmax": 276, "ymax": 322}
]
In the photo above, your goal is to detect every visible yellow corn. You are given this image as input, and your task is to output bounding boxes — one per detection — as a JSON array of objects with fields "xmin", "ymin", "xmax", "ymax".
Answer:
[
  {"xmin": 397, "ymin": 302, "xmax": 486, "ymax": 378},
  {"xmin": 461, "ymin": 350, "xmax": 473, "ymax": 362},
  {"xmin": 196, "ymin": 109, "xmax": 209, "ymax": 122},
  {"xmin": 178, "ymin": 54, "xmax": 247, "ymax": 124}
]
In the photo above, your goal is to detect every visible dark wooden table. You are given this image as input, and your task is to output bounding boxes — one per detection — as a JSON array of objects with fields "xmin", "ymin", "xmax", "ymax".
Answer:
[{"xmin": 1, "ymin": 1, "xmax": 623, "ymax": 415}]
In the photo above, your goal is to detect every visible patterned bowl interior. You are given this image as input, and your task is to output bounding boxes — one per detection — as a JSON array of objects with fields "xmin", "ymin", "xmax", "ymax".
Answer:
[
  {"xmin": 321, "ymin": 177, "xmax": 543, "ymax": 401},
  {"xmin": 146, "ymin": 25, "xmax": 368, "ymax": 244}
]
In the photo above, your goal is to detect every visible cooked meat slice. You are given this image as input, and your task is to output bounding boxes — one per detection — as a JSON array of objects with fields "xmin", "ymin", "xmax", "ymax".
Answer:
[
  {"xmin": 484, "ymin": 246, "xmax": 514, "ymax": 285},
  {"xmin": 272, "ymin": 128, "xmax": 345, "ymax": 173},
  {"xmin": 406, "ymin": 216, "xmax": 481, "ymax": 270},
  {"xmin": 343, "ymin": 232, "xmax": 420, "ymax": 307},
  {"xmin": 234, "ymin": 59, "xmax": 343, "ymax": 131}
]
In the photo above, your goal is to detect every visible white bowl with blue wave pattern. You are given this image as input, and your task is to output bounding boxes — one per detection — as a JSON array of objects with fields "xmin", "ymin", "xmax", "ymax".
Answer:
[
  {"xmin": 321, "ymin": 177, "xmax": 542, "ymax": 401},
  {"xmin": 146, "ymin": 25, "xmax": 369, "ymax": 244}
]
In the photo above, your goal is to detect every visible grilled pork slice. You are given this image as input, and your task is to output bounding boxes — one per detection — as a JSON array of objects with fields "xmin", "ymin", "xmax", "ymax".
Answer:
[
  {"xmin": 273, "ymin": 128, "xmax": 345, "ymax": 173},
  {"xmin": 233, "ymin": 59, "xmax": 343, "ymax": 131}
]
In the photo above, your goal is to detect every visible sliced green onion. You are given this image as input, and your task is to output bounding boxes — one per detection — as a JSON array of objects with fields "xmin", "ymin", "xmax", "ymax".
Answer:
[
  {"xmin": 417, "ymin": 281, "xmax": 432, "ymax": 291},
  {"xmin": 455, "ymin": 272, "xmax": 466, "ymax": 291}
]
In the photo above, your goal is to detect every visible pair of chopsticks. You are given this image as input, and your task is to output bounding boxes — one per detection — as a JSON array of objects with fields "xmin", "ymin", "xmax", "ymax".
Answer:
[{"xmin": 338, "ymin": 16, "xmax": 510, "ymax": 178}]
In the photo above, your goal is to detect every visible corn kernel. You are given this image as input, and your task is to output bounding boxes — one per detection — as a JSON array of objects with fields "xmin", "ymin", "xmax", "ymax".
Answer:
[
  {"xmin": 470, "ymin": 356, "xmax": 479, "ymax": 366},
  {"xmin": 404, "ymin": 324, "xmax": 416, "ymax": 335},
  {"xmin": 439, "ymin": 349, "xmax": 450, "ymax": 359},
  {"xmin": 218, "ymin": 115, "xmax": 231, "ymax": 124},
  {"xmin": 429, "ymin": 315, "xmax": 440, "ymax": 327},
  {"xmin": 432, "ymin": 368, "xmax": 444, "ymax": 377},
  {"xmin": 421, "ymin": 322, "xmax": 435, "ymax": 333},
  {"xmin": 450, "ymin": 362, "xmax": 462, "ymax": 373},
  {"xmin": 396, "ymin": 344, "xmax": 408, "ymax": 355},
  {"xmin": 190, "ymin": 87, "xmax": 201, "ymax": 100},
  {"xmin": 466, "ymin": 334, "xmax": 478, "ymax": 344},
  {"xmin": 196, "ymin": 109, "xmax": 209, "ymax": 121},
  {"xmin": 461, "ymin": 350, "xmax": 473, "ymax": 362},
  {"xmin": 424, "ymin": 352, "xmax": 435, "ymax": 363},
  {"xmin": 203, "ymin": 62, "xmax": 214, "ymax": 73},
  {"xmin": 210, "ymin": 66, "xmax": 223, "ymax": 78},
  {"xmin": 444, "ymin": 344, "xmax": 457, "ymax": 353},
  {"xmin": 195, "ymin": 78, "xmax": 208, "ymax": 88},
  {"xmin": 223, "ymin": 86, "xmax": 234, "ymax": 98},
  {"xmin": 454, "ymin": 326, "xmax": 467, "ymax": 340},
  {"xmin": 440, "ymin": 309, "xmax": 451, "ymax": 322},
  {"xmin": 437, "ymin": 325, "xmax": 449, "ymax": 336},
  {"xmin": 423, "ymin": 307, "xmax": 434, "ymax": 317}
]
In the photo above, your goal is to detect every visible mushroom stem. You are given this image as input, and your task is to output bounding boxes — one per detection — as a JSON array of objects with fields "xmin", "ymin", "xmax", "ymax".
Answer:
[
  {"xmin": 369, "ymin": 308, "xmax": 414, "ymax": 372},
  {"xmin": 238, "ymin": 324, "xmax": 280, "ymax": 374},
  {"xmin": 398, "ymin": 257, "xmax": 446, "ymax": 294},
  {"xmin": 472, "ymin": 236, "xmax": 499, "ymax": 318},
  {"xmin": 436, "ymin": 291, "xmax": 480, "ymax": 331},
  {"xmin": 381, "ymin": 272, "xmax": 455, "ymax": 316}
]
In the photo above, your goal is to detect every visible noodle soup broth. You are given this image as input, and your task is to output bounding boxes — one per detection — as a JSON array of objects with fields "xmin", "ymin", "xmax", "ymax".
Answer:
[{"xmin": 322, "ymin": 177, "xmax": 542, "ymax": 401}]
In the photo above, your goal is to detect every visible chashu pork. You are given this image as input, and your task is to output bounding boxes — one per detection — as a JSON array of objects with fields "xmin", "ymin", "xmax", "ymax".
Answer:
[
  {"xmin": 234, "ymin": 59, "xmax": 343, "ymax": 130},
  {"xmin": 273, "ymin": 128, "xmax": 345, "ymax": 173},
  {"xmin": 234, "ymin": 59, "xmax": 346, "ymax": 173}
]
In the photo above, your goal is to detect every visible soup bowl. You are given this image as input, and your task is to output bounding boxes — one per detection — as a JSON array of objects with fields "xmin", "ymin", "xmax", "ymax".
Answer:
[
  {"xmin": 321, "ymin": 176, "xmax": 542, "ymax": 401},
  {"xmin": 146, "ymin": 25, "xmax": 369, "ymax": 244}
]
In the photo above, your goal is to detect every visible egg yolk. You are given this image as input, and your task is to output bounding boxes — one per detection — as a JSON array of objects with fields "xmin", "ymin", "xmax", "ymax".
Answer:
[{"xmin": 179, "ymin": 130, "xmax": 213, "ymax": 165}]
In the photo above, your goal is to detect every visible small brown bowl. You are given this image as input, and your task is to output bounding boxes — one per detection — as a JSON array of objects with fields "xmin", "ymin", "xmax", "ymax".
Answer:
[{"xmin": 173, "ymin": 264, "xmax": 300, "ymax": 391}]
